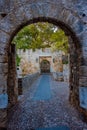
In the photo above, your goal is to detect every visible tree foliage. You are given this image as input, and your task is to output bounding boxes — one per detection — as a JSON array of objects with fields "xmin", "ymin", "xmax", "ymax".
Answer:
[
  {"xmin": 16, "ymin": 54, "xmax": 21, "ymax": 66},
  {"xmin": 50, "ymin": 30, "xmax": 68, "ymax": 53},
  {"xmin": 13, "ymin": 22, "xmax": 69, "ymax": 53}
]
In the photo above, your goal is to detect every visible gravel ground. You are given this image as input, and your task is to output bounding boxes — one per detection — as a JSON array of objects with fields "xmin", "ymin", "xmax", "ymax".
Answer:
[{"xmin": 7, "ymin": 74, "xmax": 87, "ymax": 130}]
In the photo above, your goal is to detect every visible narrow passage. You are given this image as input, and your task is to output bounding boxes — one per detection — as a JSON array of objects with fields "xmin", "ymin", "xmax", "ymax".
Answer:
[
  {"xmin": 7, "ymin": 74, "xmax": 87, "ymax": 130},
  {"xmin": 33, "ymin": 75, "xmax": 51, "ymax": 100}
]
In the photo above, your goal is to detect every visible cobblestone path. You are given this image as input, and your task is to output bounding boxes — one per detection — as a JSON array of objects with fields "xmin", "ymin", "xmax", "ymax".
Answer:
[
  {"xmin": 33, "ymin": 75, "xmax": 51, "ymax": 100},
  {"xmin": 7, "ymin": 74, "xmax": 87, "ymax": 130}
]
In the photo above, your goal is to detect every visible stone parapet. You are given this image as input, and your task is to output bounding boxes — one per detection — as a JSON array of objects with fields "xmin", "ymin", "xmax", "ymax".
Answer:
[{"xmin": 18, "ymin": 73, "xmax": 39, "ymax": 95}]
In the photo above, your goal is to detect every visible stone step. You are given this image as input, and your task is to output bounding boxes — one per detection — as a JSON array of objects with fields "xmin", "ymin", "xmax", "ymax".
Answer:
[{"xmin": 35, "ymin": 126, "xmax": 70, "ymax": 130}]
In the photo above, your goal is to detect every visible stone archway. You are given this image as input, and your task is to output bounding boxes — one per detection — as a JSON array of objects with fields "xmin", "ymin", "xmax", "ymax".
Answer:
[
  {"xmin": 40, "ymin": 59, "xmax": 50, "ymax": 73},
  {"xmin": 0, "ymin": 0, "xmax": 87, "ymax": 128}
]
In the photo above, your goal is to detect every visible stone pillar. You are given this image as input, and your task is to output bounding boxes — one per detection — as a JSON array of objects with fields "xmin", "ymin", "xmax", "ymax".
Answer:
[
  {"xmin": 68, "ymin": 36, "xmax": 79, "ymax": 106},
  {"xmin": 78, "ymin": 30, "xmax": 87, "ymax": 120},
  {"xmin": 7, "ymin": 44, "xmax": 18, "ymax": 108}
]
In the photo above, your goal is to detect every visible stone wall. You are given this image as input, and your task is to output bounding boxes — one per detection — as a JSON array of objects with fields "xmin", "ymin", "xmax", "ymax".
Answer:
[
  {"xmin": 63, "ymin": 64, "xmax": 69, "ymax": 82},
  {"xmin": 18, "ymin": 73, "xmax": 39, "ymax": 95},
  {"xmin": 68, "ymin": 36, "xmax": 80, "ymax": 107},
  {"xmin": 0, "ymin": 0, "xmax": 87, "ymax": 128},
  {"xmin": 17, "ymin": 48, "xmax": 63, "ymax": 74},
  {"xmin": 0, "ymin": 0, "xmax": 10, "ymax": 21},
  {"xmin": 0, "ymin": 0, "xmax": 10, "ymax": 13},
  {"xmin": 53, "ymin": 72, "xmax": 64, "ymax": 81}
]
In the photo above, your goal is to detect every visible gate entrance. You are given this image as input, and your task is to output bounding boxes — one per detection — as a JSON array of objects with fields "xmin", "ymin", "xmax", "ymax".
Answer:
[{"xmin": 40, "ymin": 60, "xmax": 50, "ymax": 73}]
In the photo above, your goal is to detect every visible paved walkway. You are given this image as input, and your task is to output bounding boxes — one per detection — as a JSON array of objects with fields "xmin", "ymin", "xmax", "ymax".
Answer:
[
  {"xmin": 7, "ymin": 74, "xmax": 87, "ymax": 130},
  {"xmin": 33, "ymin": 75, "xmax": 51, "ymax": 100}
]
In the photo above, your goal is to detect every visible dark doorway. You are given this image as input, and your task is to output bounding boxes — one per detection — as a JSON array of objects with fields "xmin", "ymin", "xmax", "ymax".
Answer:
[{"xmin": 40, "ymin": 60, "xmax": 50, "ymax": 73}]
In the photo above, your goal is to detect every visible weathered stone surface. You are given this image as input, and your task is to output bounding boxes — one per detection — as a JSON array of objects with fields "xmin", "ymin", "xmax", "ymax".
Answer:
[
  {"xmin": 66, "ymin": 13, "xmax": 76, "ymax": 26},
  {"xmin": 0, "ymin": 63, "xmax": 8, "ymax": 74},
  {"xmin": 68, "ymin": 36, "xmax": 79, "ymax": 107},
  {"xmin": 53, "ymin": 72, "xmax": 64, "ymax": 81},
  {"xmin": 7, "ymin": 75, "xmax": 87, "ymax": 130},
  {"xmin": 0, "ymin": 109, "xmax": 7, "ymax": 128},
  {"xmin": 0, "ymin": 31, "xmax": 9, "ymax": 44},
  {"xmin": 21, "ymin": 72, "xmax": 39, "ymax": 94},
  {"xmin": 0, "ymin": 74, "xmax": 7, "ymax": 94},
  {"xmin": 79, "ymin": 87, "xmax": 87, "ymax": 109},
  {"xmin": 0, "ymin": 86, "xmax": 7, "ymax": 95},
  {"xmin": 78, "ymin": 31, "xmax": 87, "ymax": 47},
  {"xmin": 79, "ymin": 78, "xmax": 87, "ymax": 86},
  {"xmin": 0, "ymin": 9, "xmax": 26, "ymax": 35},
  {"xmin": 0, "ymin": 0, "xmax": 87, "ymax": 128},
  {"xmin": 72, "ymin": 20, "xmax": 83, "ymax": 34},
  {"xmin": 0, "ymin": 31, "xmax": 10, "ymax": 55},
  {"xmin": 7, "ymin": 44, "xmax": 18, "ymax": 107},
  {"xmin": 0, "ymin": 55, "xmax": 8, "ymax": 63},
  {"xmin": 0, "ymin": 94, "xmax": 8, "ymax": 109},
  {"xmin": 0, "ymin": 0, "xmax": 10, "ymax": 13},
  {"xmin": 79, "ymin": 66, "xmax": 87, "ymax": 76}
]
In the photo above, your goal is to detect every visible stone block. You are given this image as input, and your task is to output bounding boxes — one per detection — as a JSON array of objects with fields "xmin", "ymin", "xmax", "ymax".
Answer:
[
  {"xmin": 82, "ymin": 47, "xmax": 87, "ymax": 55},
  {"xmin": 18, "ymin": 72, "xmax": 39, "ymax": 95},
  {"xmin": 72, "ymin": 20, "xmax": 83, "ymax": 34},
  {"xmin": 0, "ymin": 17, "xmax": 14, "ymax": 35},
  {"xmin": 79, "ymin": 66, "xmax": 87, "ymax": 76},
  {"xmin": 0, "ymin": 74, "xmax": 7, "ymax": 94},
  {"xmin": 0, "ymin": 31, "xmax": 9, "ymax": 44},
  {"xmin": 0, "ymin": 0, "xmax": 10, "ymax": 13},
  {"xmin": 79, "ymin": 87, "xmax": 87, "ymax": 109},
  {"xmin": 0, "ymin": 109, "xmax": 7, "ymax": 128},
  {"xmin": 61, "ymin": 9, "xmax": 71, "ymax": 23},
  {"xmin": 0, "ymin": 94, "xmax": 8, "ymax": 109},
  {"xmin": 79, "ymin": 77, "xmax": 87, "ymax": 87},
  {"xmin": 0, "ymin": 55, "xmax": 8, "ymax": 63},
  {"xmin": 10, "ymin": 0, "xmax": 23, "ymax": 10},
  {"xmin": 0, "ymin": 84, "xmax": 7, "ymax": 95},
  {"xmin": 80, "ymin": 56, "xmax": 87, "ymax": 66},
  {"xmin": 0, "ymin": 33, "xmax": 9, "ymax": 54},
  {"xmin": 0, "ymin": 44, "xmax": 9, "ymax": 55},
  {"xmin": 0, "ymin": 63, "xmax": 8, "ymax": 74},
  {"xmin": 66, "ymin": 13, "xmax": 76, "ymax": 26},
  {"xmin": 14, "ymin": 6, "xmax": 26, "ymax": 24},
  {"xmin": 23, "ymin": 4, "xmax": 34, "ymax": 20},
  {"xmin": 78, "ymin": 31, "xmax": 87, "ymax": 47},
  {"xmin": 0, "ymin": 7, "xmax": 26, "ymax": 35}
]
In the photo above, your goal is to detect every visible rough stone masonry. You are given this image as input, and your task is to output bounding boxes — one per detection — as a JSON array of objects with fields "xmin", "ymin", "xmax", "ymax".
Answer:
[{"xmin": 0, "ymin": 0, "xmax": 87, "ymax": 128}]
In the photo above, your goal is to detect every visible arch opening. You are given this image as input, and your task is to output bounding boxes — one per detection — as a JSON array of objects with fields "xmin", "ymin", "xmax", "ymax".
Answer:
[
  {"xmin": 0, "ymin": 1, "xmax": 86, "ymax": 128},
  {"xmin": 7, "ymin": 18, "xmax": 80, "ymax": 108},
  {"xmin": 40, "ymin": 59, "xmax": 50, "ymax": 73},
  {"xmin": 7, "ymin": 21, "xmax": 81, "ymax": 129}
]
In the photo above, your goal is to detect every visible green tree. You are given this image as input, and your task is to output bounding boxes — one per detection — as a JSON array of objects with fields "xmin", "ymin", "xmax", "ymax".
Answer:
[
  {"xmin": 50, "ymin": 29, "xmax": 69, "ymax": 54},
  {"xmin": 16, "ymin": 54, "xmax": 21, "ymax": 66},
  {"xmin": 13, "ymin": 22, "xmax": 68, "ymax": 53}
]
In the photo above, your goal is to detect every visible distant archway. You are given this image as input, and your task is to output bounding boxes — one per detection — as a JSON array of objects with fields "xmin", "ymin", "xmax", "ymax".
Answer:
[{"xmin": 40, "ymin": 60, "xmax": 50, "ymax": 73}]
